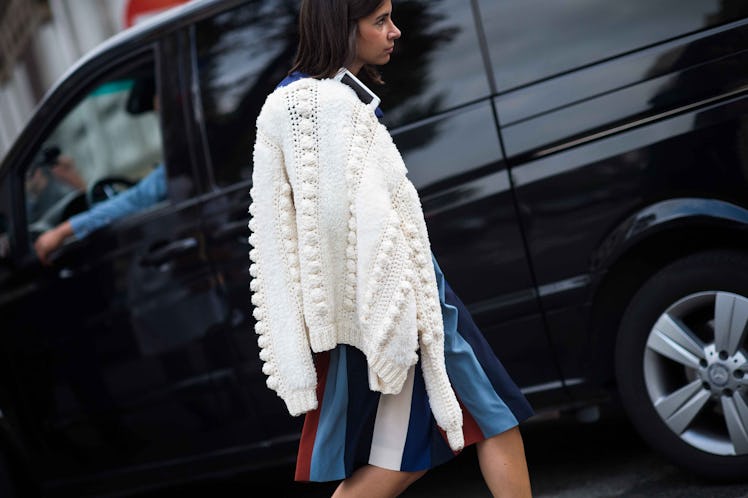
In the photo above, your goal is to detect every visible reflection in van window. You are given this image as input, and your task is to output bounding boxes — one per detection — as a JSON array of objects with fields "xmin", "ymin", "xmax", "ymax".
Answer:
[
  {"xmin": 196, "ymin": 1, "xmax": 298, "ymax": 186},
  {"xmin": 25, "ymin": 66, "xmax": 166, "ymax": 262},
  {"xmin": 378, "ymin": 0, "xmax": 488, "ymax": 127},
  {"xmin": 480, "ymin": 0, "xmax": 748, "ymax": 91},
  {"xmin": 195, "ymin": 0, "xmax": 487, "ymax": 187}
]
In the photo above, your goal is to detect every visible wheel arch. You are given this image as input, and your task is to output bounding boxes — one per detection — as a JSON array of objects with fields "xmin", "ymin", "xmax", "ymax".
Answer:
[{"xmin": 584, "ymin": 198, "xmax": 748, "ymax": 388}]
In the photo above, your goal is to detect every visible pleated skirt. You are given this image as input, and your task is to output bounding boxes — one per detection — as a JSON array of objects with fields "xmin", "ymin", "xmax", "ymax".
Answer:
[{"xmin": 294, "ymin": 257, "xmax": 534, "ymax": 482}]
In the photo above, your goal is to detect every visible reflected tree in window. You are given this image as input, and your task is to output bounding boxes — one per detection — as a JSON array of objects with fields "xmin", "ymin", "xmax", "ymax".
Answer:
[
  {"xmin": 377, "ymin": 0, "xmax": 459, "ymax": 126},
  {"xmin": 196, "ymin": 0, "xmax": 463, "ymax": 185}
]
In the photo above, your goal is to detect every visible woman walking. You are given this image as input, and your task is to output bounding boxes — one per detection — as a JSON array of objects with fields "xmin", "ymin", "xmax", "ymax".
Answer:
[{"xmin": 248, "ymin": 1, "xmax": 534, "ymax": 496}]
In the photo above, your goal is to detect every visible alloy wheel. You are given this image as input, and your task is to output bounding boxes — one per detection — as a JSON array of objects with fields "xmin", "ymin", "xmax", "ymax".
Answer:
[{"xmin": 644, "ymin": 291, "xmax": 748, "ymax": 456}]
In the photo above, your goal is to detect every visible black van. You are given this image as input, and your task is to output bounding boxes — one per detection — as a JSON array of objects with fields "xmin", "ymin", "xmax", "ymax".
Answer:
[{"xmin": 1, "ymin": 0, "xmax": 748, "ymax": 495}]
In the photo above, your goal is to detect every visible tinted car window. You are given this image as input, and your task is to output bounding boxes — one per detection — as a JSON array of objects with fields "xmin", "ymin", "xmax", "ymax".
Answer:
[
  {"xmin": 195, "ymin": 1, "xmax": 297, "ymax": 187},
  {"xmin": 377, "ymin": 0, "xmax": 489, "ymax": 128},
  {"xmin": 479, "ymin": 0, "xmax": 748, "ymax": 92},
  {"xmin": 195, "ymin": 0, "xmax": 488, "ymax": 186},
  {"xmin": 24, "ymin": 64, "xmax": 165, "ymax": 239}
]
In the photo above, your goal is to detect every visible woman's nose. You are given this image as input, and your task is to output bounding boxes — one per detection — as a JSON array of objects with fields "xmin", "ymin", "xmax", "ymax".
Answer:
[{"xmin": 389, "ymin": 22, "xmax": 401, "ymax": 40}]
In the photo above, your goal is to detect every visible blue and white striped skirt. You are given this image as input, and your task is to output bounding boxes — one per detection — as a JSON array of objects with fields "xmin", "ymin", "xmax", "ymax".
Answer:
[{"xmin": 294, "ymin": 258, "xmax": 534, "ymax": 482}]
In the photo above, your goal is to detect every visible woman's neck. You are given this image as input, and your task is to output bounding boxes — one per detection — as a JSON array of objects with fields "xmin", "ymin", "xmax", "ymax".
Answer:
[{"xmin": 347, "ymin": 62, "xmax": 363, "ymax": 76}]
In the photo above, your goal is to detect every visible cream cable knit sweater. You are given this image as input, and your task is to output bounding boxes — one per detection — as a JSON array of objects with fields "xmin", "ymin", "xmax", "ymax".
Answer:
[{"xmin": 248, "ymin": 77, "xmax": 463, "ymax": 451}]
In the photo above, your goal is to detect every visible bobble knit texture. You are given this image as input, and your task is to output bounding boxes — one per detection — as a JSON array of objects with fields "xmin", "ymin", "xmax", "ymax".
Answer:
[{"xmin": 249, "ymin": 78, "xmax": 464, "ymax": 451}]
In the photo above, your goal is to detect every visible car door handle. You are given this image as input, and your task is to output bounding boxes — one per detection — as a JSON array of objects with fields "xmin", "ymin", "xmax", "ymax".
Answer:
[
  {"xmin": 211, "ymin": 220, "xmax": 249, "ymax": 242},
  {"xmin": 140, "ymin": 237, "xmax": 198, "ymax": 266}
]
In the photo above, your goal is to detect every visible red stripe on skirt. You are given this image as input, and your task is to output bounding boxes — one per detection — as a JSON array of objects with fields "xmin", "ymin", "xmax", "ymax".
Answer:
[
  {"xmin": 461, "ymin": 400, "xmax": 486, "ymax": 448},
  {"xmin": 294, "ymin": 351, "xmax": 331, "ymax": 481},
  {"xmin": 438, "ymin": 398, "xmax": 486, "ymax": 454}
]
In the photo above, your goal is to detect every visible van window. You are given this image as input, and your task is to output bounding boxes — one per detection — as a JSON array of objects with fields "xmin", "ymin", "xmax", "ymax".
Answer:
[
  {"xmin": 195, "ymin": 0, "xmax": 488, "ymax": 187},
  {"xmin": 194, "ymin": 2, "xmax": 297, "ymax": 187},
  {"xmin": 479, "ymin": 0, "xmax": 748, "ymax": 92},
  {"xmin": 377, "ymin": 0, "xmax": 490, "ymax": 128},
  {"xmin": 24, "ymin": 62, "xmax": 165, "ymax": 241}
]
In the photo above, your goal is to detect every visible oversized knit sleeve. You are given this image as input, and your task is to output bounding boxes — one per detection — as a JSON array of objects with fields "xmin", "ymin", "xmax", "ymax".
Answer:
[
  {"xmin": 398, "ymin": 179, "xmax": 465, "ymax": 452},
  {"xmin": 248, "ymin": 102, "xmax": 318, "ymax": 417}
]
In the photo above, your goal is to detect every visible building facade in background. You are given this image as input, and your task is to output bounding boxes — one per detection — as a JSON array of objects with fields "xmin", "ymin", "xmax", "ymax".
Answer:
[{"xmin": 0, "ymin": 0, "xmax": 191, "ymax": 160}]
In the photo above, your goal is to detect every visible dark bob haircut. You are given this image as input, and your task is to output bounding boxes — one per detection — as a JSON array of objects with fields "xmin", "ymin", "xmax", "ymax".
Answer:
[{"xmin": 290, "ymin": 0, "xmax": 386, "ymax": 84}]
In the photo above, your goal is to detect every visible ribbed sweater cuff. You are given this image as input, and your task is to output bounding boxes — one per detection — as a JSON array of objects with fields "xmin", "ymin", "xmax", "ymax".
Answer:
[
  {"xmin": 367, "ymin": 354, "xmax": 409, "ymax": 394},
  {"xmin": 445, "ymin": 426, "xmax": 464, "ymax": 452},
  {"xmin": 283, "ymin": 389, "xmax": 318, "ymax": 416},
  {"xmin": 421, "ymin": 340, "xmax": 464, "ymax": 452},
  {"xmin": 309, "ymin": 324, "xmax": 336, "ymax": 352}
]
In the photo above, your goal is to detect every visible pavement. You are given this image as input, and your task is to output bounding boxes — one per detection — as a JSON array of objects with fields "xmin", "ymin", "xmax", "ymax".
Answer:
[{"xmin": 134, "ymin": 407, "xmax": 748, "ymax": 498}]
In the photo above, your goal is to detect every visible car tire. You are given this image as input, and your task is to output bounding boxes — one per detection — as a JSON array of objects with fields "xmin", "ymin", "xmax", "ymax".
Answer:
[{"xmin": 615, "ymin": 249, "xmax": 748, "ymax": 481}]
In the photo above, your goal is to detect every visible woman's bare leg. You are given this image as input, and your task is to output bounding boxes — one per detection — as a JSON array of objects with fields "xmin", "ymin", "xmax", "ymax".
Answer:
[
  {"xmin": 476, "ymin": 426, "xmax": 532, "ymax": 498},
  {"xmin": 332, "ymin": 465, "xmax": 426, "ymax": 498}
]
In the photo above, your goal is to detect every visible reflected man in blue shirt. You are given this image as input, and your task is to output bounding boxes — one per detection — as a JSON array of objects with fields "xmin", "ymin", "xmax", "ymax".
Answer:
[
  {"xmin": 70, "ymin": 164, "xmax": 166, "ymax": 239},
  {"xmin": 34, "ymin": 78, "xmax": 167, "ymax": 265},
  {"xmin": 34, "ymin": 163, "xmax": 167, "ymax": 264}
]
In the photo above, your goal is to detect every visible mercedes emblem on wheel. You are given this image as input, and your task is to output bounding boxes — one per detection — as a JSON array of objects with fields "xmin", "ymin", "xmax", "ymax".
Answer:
[{"xmin": 616, "ymin": 250, "xmax": 748, "ymax": 481}]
